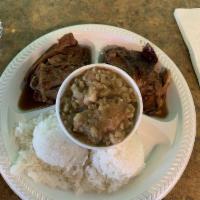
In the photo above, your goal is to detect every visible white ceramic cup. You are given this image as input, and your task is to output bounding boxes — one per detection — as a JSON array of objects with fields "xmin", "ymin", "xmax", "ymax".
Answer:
[{"xmin": 56, "ymin": 63, "xmax": 143, "ymax": 150}]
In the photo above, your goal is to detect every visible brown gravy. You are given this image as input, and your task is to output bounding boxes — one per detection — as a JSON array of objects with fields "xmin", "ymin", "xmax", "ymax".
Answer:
[{"xmin": 18, "ymin": 85, "xmax": 49, "ymax": 110}]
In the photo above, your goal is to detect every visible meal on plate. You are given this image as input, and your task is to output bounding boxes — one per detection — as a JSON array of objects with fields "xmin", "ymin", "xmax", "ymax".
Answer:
[
  {"xmin": 11, "ymin": 32, "xmax": 172, "ymax": 194},
  {"xmin": 18, "ymin": 33, "xmax": 170, "ymax": 118},
  {"xmin": 19, "ymin": 33, "xmax": 92, "ymax": 110},
  {"xmin": 60, "ymin": 67, "xmax": 137, "ymax": 146},
  {"xmin": 11, "ymin": 113, "xmax": 145, "ymax": 193},
  {"xmin": 102, "ymin": 44, "xmax": 171, "ymax": 117}
]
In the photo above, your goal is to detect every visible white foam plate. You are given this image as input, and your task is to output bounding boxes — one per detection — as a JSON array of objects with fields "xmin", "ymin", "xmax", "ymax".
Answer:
[{"xmin": 0, "ymin": 24, "xmax": 196, "ymax": 200}]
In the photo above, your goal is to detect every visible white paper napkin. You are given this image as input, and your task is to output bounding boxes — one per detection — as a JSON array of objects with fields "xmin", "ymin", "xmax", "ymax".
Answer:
[{"xmin": 174, "ymin": 8, "xmax": 200, "ymax": 85}]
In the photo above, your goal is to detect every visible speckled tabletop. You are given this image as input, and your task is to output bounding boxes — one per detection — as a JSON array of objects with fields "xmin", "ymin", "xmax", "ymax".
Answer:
[{"xmin": 0, "ymin": 0, "xmax": 199, "ymax": 200}]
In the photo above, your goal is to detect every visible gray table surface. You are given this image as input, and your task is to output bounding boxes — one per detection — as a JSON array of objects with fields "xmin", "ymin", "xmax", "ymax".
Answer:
[{"xmin": 0, "ymin": 1, "xmax": 200, "ymax": 199}]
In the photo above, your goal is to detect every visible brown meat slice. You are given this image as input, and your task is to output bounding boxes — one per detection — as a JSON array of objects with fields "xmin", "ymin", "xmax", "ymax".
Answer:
[
  {"xmin": 102, "ymin": 44, "xmax": 170, "ymax": 117},
  {"xmin": 57, "ymin": 33, "xmax": 77, "ymax": 49},
  {"xmin": 25, "ymin": 33, "xmax": 91, "ymax": 104},
  {"xmin": 141, "ymin": 43, "xmax": 158, "ymax": 65},
  {"xmin": 102, "ymin": 46, "xmax": 137, "ymax": 74},
  {"xmin": 24, "ymin": 33, "xmax": 78, "ymax": 85}
]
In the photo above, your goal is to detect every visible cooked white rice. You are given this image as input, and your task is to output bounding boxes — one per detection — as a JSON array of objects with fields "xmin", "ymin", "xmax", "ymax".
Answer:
[
  {"xmin": 10, "ymin": 113, "xmax": 145, "ymax": 194},
  {"xmin": 32, "ymin": 114, "xmax": 88, "ymax": 170},
  {"xmin": 91, "ymin": 134, "xmax": 145, "ymax": 181}
]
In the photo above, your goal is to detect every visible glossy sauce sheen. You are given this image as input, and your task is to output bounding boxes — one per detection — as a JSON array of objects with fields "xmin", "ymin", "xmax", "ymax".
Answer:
[{"xmin": 18, "ymin": 85, "xmax": 49, "ymax": 110}]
